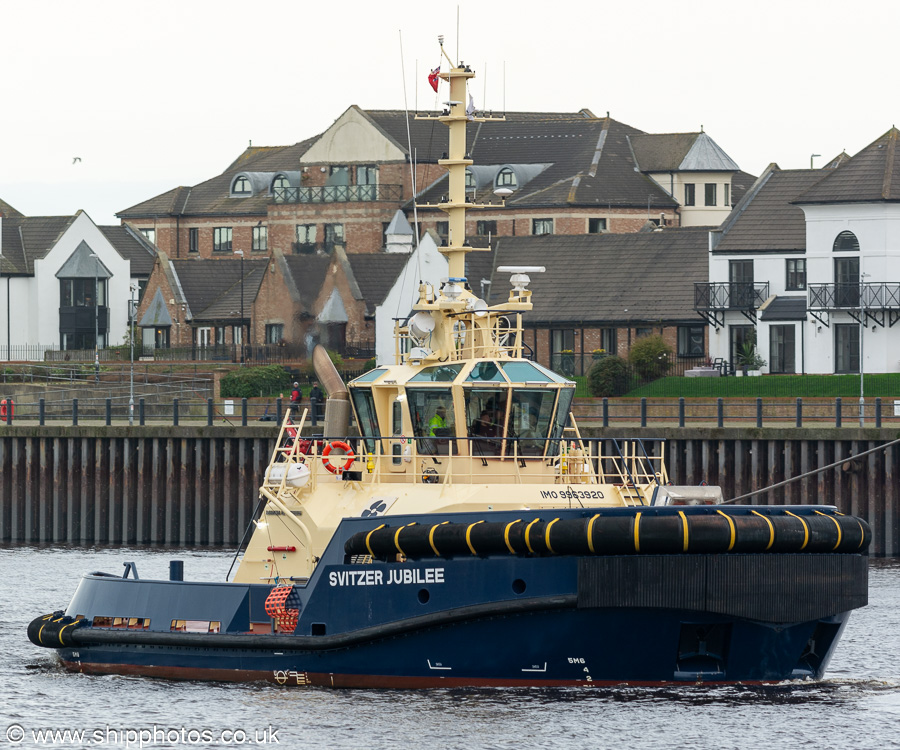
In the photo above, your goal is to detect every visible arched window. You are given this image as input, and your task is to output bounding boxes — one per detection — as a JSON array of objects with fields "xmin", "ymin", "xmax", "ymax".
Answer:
[
  {"xmin": 496, "ymin": 168, "xmax": 517, "ymax": 189},
  {"xmin": 272, "ymin": 174, "xmax": 289, "ymax": 192},
  {"xmin": 465, "ymin": 169, "xmax": 476, "ymax": 188},
  {"xmin": 833, "ymin": 231, "xmax": 859, "ymax": 252},
  {"xmin": 232, "ymin": 176, "xmax": 251, "ymax": 196}
]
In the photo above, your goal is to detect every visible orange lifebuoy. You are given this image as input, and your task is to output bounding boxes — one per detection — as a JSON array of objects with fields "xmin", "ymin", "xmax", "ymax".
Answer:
[{"xmin": 322, "ymin": 441, "xmax": 355, "ymax": 474}]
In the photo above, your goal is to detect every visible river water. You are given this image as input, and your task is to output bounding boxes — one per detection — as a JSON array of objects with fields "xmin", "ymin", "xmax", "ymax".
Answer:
[{"xmin": 2, "ymin": 546, "xmax": 898, "ymax": 750}]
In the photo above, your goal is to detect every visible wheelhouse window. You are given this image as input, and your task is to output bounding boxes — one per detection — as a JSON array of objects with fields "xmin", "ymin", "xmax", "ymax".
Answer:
[
  {"xmin": 407, "ymin": 388, "xmax": 455, "ymax": 456},
  {"xmin": 684, "ymin": 183, "xmax": 696, "ymax": 206},
  {"xmin": 213, "ymin": 227, "xmax": 232, "ymax": 253},
  {"xmin": 705, "ymin": 183, "xmax": 717, "ymax": 206},
  {"xmin": 588, "ymin": 218, "xmax": 607, "ymax": 233},
  {"xmin": 532, "ymin": 218, "xmax": 553, "ymax": 236},
  {"xmin": 231, "ymin": 176, "xmax": 251, "ymax": 196},
  {"xmin": 833, "ymin": 231, "xmax": 860, "ymax": 252},
  {"xmin": 252, "ymin": 226, "xmax": 267, "ymax": 252},
  {"xmin": 677, "ymin": 325, "xmax": 705, "ymax": 357},
  {"xmin": 350, "ymin": 388, "xmax": 379, "ymax": 454},
  {"xmin": 786, "ymin": 258, "xmax": 806, "ymax": 291}
]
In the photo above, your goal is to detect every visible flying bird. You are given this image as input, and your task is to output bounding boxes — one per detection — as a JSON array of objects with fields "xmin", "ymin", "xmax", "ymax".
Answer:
[{"xmin": 72, "ymin": 157, "xmax": 81, "ymax": 164}]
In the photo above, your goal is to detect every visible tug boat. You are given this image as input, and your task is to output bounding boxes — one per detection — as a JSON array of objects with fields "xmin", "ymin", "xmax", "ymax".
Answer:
[{"xmin": 29, "ymin": 49, "xmax": 870, "ymax": 687}]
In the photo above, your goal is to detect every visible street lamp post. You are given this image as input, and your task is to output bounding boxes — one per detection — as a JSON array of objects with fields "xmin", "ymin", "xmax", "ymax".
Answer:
[
  {"xmin": 129, "ymin": 283, "xmax": 137, "ymax": 426},
  {"xmin": 859, "ymin": 273, "xmax": 867, "ymax": 427},
  {"xmin": 234, "ymin": 250, "xmax": 244, "ymax": 365}
]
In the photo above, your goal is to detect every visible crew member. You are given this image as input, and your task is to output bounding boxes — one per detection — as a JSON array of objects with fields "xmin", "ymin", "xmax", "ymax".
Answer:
[{"xmin": 429, "ymin": 405, "xmax": 448, "ymax": 436}]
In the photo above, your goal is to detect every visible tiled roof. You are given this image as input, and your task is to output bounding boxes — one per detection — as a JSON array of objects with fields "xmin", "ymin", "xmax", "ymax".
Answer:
[
  {"xmin": 171, "ymin": 258, "xmax": 266, "ymax": 321},
  {"xmin": 760, "ymin": 296, "xmax": 807, "ymax": 321},
  {"xmin": 491, "ymin": 228, "xmax": 709, "ymax": 324},
  {"xmin": 0, "ymin": 199, "xmax": 24, "ymax": 219},
  {"xmin": 794, "ymin": 128, "xmax": 900, "ymax": 204},
  {"xmin": 630, "ymin": 132, "xmax": 739, "ymax": 172},
  {"xmin": 345, "ymin": 253, "xmax": 410, "ymax": 315},
  {"xmin": 17, "ymin": 216, "xmax": 77, "ymax": 274},
  {"xmin": 282, "ymin": 254, "xmax": 332, "ymax": 312},
  {"xmin": 118, "ymin": 139, "xmax": 318, "ymax": 218},
  {"xmin": 713, "ymin": 168, "xmax": 825, "ymax": 253},
  {"xmin": 99, "ymin": 225, "xmax": 156, "ymax": 276}
]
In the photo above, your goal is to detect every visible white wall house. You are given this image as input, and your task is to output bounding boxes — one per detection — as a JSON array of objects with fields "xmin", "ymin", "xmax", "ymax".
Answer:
[
  {"xmin": 375, "ymin": 230, "xmax": 447, "ymax": 366},
  {"xmin": 701, "ymin": 129, "xmax": 900, "ymax": 374},
  {"xmin": 0, "ymin": 205, "xmax": 153, "ymax": 358}
]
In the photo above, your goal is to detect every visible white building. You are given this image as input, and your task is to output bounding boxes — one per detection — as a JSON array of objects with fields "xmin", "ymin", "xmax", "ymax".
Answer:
[
  {"xmin": 700, "ymin": 129, "xmax": 900, "ymax": 374},
  {"xmin": 0, "ymin": 202, "xmax": 155, "ymax": 358}
]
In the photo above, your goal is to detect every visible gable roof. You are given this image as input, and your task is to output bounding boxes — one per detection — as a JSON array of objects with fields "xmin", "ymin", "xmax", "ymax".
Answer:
[
  {"xmin": 282, "ymin": 254, "xmax": 332, "ymax": 313},
  {"xmin": 0, "ymin": 199, "xmax": 24, "ymax": 219},
  {"xmin": 55, "ymin": 240, "xmax": 112, "ymax": 279},
  {"xmin": 99, "ymin": 225, "xmax": 157, "ymax": 276},
  {"xmin": 490, "ymin": 228, "xmax": 709, "ymax": 324},
  {"xmin": 794, "ymin": 128, "xmax": 900, "ymax": 204},
  {"xmin": 170, "ymin": 258, "xmax": 266, "ymax": 321},
  {"xmin": 345, "ymin": 253, "xmax": 410, "ymax": 315},
  {"xmin": 713, "ymin": 168, "xmax": 826, "ymax": 253}
]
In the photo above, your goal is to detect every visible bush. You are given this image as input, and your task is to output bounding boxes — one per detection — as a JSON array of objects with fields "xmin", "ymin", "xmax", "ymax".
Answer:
[
  {"xmin": 220, "ymin": 365, "xmax": 292, "ymax": 398},
  {"xmin": 300, "ymin": 349, "xmax": 344, "ymax": 379},
  {"xmin": 628, "ymin": 334, "xmax": 672, "ymax": 381},
  {"xmin": 587, "ymin": 356, "xmax": 629, "ymax": 397}
]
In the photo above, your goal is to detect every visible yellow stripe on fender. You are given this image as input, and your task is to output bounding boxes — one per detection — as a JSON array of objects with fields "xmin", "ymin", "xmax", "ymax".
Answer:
[
  {"xmin": 716, "ymin": 510, "xmax": 736, "ymax": 551},
  {"xmin": 466, "ymin": 520, "xmax": 485, "ymax": 556},
  {"xmin": 545, "ymin": 518, "xmax": 560, "ymax": 554},
  {"xmin": 814, "ymin": 510, "xmax": 843, "ymax": 551},
  {"xmin": 856, "ymin": 519, "xmax": 866, "ymax": 549},
  {"xmin": 365, "ymin": 524, "xmax": 386, "ymax": 557},
  {"xmin": 394, "ymin": 522, "xmax": 417, "ymax": 558},
  {"xmin": 525, "ymin": 518, "xmax": 541, "ymax": 555},
  {"xmin": 677, "ymin": 511, "xmax": 689, "ymax": 552},
  {"xmin": 784, "ymin": 510, "xmax": 809, "ymax": 550},
  {"xmin": 428, "ymin": 521, "xmax": 449, "ymax": 557},
  {"xmin": 586, "ymin": 514, "xmax": 601, "ymax": 554},
  {"xmin": 751, "ymin": 510, "xmax": 775, "ymax": 550},
  {"xmin": 504, "ymin": 519, "xmax": 522, "ymax": 554},
  {"xmin": 634, "ymin": 512, "xmax": 642, "ymax": 553}
]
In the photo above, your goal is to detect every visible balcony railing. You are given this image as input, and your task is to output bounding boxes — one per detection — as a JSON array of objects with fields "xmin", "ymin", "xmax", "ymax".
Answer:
[
  {"xmin": 272, "ymin": 184, "xmax": 403, "ymax": 204},
  {"xmin": 694, "ymin": 282, "xmax": 769, "ymax": 311},
  {"xmin": 808, "ymin": 282, "xmax": 900, "ymax": 310}
]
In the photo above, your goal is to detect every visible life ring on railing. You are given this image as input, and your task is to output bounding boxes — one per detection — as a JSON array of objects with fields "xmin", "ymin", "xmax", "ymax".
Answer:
[{"xmin": 322, "ymin": 441, "xmax": 355, "ymax": 474}]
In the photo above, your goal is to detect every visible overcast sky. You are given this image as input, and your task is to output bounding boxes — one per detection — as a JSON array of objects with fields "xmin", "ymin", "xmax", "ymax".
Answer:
[{"xmin": 1, "ymin": 0, "xmax": 895, "ymax": 226}]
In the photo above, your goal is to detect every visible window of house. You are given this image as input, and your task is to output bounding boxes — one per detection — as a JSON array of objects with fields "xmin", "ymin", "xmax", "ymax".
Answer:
[
  {"xmin": 496, "ymin": 168, "xmax": 516, "ymax": 188},
  {"xmin": 532, "ymin": 218, "xmax": 553, "ymax": 236},
  {"xmin": 188, "ymin": 228, "xmax": 199, "ymax": 253},
  {"xmin": 834, "ymin": 257, "xmax": 860, "ymax": 306},
  {"xmin": 215, "ymin": 327, "xmax": 226, "ymax": 346},
  {"xmin": 296, "ymin": 224, "xmax": 315, "ymax": 248},
  {"xmin": 705, "ymin": 183, "xmax": 717, "ymax": 206},
  {"xmin": 465, "ymin": 169, "xmax": 476, "ymax": 189},
  {"xmin": 834, "ymin": 324, "xmax": 859, "ymax": 373},
  {"xmin": 60, "ymin": 278, "xmax": 107, "ymax": 308},
  {"xmin": 770, "ymin": 325, "xmax": 796, "ymax": 374},
  {"xmin": 601, "ymin": 328, "xmax": 617, "ymax": 354},
  {"xmin": 324, "ymin": 223, "xmax": 344, "ymax": 249},
  {"xmin": 476, "ymin": 220, "xmax": 497, "ymax": 236},
  {"xmin": 233, "ymin": 326, "xmax": 242, "ymax": 346},
  {"xmin": 588, "ymin": 218, "xmax": 607, "ymax": 233},
  {"xmin": 677, "ymin": 325, "xmax": 705, "ymax": 357},
  {"xmin": 833, "ymin": 231, "xmax": 860, "ymax": 252},
  {"xmin": 636, "ymin": 327, "xmax": 652, "ymax": 339},
  {"xmin": 266, "ymin": 323, "xmax": 284, "ymax": 344},
  {"xmin": 196, "ymin": 327, "xmax": 212, "ymax": 348},
  {"xmin": 213, "ymin": 227, "xmax": 232, "ymax": 253},
  {"xmin": 729, "ymin": 259, "xmax": 754, "ymax": 307},
  {"xmin": 436, "ymin": 221, "xmax": 449, "ymax": 241},
  {"xmin": 356, "ymin": 165, "xmax": 377, "ymax": 184},
  {"xmin": 724, "ymin": 183, "xmax": 731, "ymax": 207},
  {"xmin": 232, "ymin": 176, "xmax": 251, "ymax": 195},
  {"xmin": 786, "ymin": 259, "xmax": 806, "ymax": 291},
  {"xmin": 139, "ymin": 228, "xmax": 156, "ymax": 244},
  {"xmin": 252, "ymin": 226, "xmax": 267, "ymax": 252},
  {"xmin": 273, "ymin": 174, "xmax": 290, "ymax": 192},
  {"xmin": 550, "ymin": 329, "xmax": 576, "ymax": 376},
  {"xmin": 729, "ymin": 325, "xmax": 754, "ymax": 366},
  {"xmin": 684, "ymin": 183, "xmax": 696, "ymax": 206}
]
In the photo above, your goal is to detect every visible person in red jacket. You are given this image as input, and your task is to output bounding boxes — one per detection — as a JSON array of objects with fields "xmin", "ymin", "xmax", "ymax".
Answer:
[{"xmin": 290, "ymin": 382, "xmax": 302, "ymax": 406}]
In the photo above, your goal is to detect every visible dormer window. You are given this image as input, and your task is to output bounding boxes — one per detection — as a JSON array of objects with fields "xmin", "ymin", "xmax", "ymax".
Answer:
[
  {"xmin": 232, "ymin": 176, "xmax": 251, "ymax": 196},
  {"xmin": 465, "ymin": 169, "xmax": 476, "ymax": 189},
  {"xmin": 272, "ymin": 174, "xmax": 290, "ymax": 192},
  {"xmin": 496, "ymin": 168, "xmax": 517, "ymax": 189},
  {"xmin": 833, "ymin": 231, "xmax": 860, "ymax": 252}
]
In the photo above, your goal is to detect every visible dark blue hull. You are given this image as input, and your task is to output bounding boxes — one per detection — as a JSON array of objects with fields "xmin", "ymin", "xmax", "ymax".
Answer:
[{"xmin": 31, "ymin": 506, "xmax": 869, "ymax": 687}]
